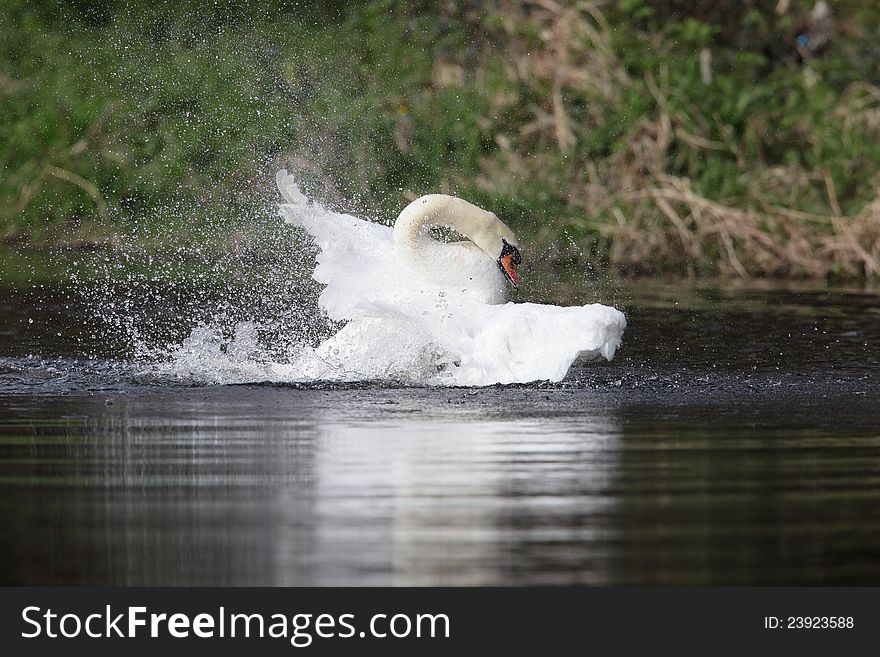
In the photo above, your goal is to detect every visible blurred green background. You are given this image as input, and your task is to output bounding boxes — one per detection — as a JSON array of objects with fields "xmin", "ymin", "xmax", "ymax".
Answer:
[{"xmin": 2, "ymin": 0, "xmax": 880, "ymax": 280}]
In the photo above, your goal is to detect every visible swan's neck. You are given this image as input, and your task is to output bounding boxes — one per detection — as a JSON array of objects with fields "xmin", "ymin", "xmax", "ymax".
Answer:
[{"xmin": 392, "ymin": 194, "xmax": 498, "ymax": 262}]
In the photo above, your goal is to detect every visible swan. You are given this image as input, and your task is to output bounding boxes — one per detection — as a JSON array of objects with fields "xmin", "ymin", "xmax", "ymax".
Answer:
[{"xmin": 276, "ymin": 170, "xmax": 626, "ymax": 385}]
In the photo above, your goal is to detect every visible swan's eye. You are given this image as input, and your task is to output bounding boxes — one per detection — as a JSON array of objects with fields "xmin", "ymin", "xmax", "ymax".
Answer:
[{"xmin": 500, "ymin": 239, "xmax": 521, "ymax": 264}]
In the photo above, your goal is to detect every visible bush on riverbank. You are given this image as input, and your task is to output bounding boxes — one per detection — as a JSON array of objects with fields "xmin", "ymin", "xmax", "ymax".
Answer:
[{"xmin": 3, "ymin": 1, "xmax": 880, "ymax": 280}]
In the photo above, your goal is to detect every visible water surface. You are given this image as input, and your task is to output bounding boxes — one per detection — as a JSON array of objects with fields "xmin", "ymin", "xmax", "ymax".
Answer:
[{"xmin": 1, "ymin": 278, "xmax": 879, "ymax": 585}]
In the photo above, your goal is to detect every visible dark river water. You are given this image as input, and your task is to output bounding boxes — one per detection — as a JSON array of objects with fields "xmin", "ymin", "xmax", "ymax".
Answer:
[{"xmin": 1, "ymin": 275, "xmax": 879, "ymax": 585}]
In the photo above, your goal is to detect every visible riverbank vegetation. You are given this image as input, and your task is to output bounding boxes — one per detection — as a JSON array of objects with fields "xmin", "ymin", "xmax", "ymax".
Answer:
[{"xmin": 3, "ymin": 1, "xmax": 880, "ymax": 280}]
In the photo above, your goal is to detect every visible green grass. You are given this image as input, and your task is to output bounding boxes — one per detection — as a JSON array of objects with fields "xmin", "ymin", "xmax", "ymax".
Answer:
[{"xmin": 3, "ymin": 1, "xmax": 880, "ymax": 279}]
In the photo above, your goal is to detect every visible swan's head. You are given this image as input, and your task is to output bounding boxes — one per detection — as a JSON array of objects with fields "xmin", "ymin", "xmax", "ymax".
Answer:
[
  {"xmin": 497, "ymin": 238, "xmax": 522, "ymax": 289},
  {"xmin": 465, "ymin": 212, "xmax": 522, "ymax": 289}
]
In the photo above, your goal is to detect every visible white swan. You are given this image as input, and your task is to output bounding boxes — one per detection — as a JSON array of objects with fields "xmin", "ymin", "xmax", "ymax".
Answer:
[{"xmin": 277, "ymin": 170, "xmax": 625, "ymax": 385}]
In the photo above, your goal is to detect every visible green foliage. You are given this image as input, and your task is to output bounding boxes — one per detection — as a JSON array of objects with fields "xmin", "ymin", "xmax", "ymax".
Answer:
[{"xmin": 3, "ymin": 0, "xmax": 880, "ymax": 278}]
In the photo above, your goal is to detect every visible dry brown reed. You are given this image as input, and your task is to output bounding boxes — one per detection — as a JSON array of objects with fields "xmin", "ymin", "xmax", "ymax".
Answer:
[{"xmin": 476, "ymin": 0, "xmax": 880, "ymax": 280}]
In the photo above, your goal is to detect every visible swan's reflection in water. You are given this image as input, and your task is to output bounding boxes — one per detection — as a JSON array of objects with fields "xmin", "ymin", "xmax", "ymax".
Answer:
[
  {"xmin": 278, "ymin": 419, "xmax": 620, "ymax": 585},
  {"xmin": 0, "ymin": 391, "xmax": 621, "ymax": 586},
  {"xmin": 3, "ymin": 388, "xmax": 880, "ymax": 585}
]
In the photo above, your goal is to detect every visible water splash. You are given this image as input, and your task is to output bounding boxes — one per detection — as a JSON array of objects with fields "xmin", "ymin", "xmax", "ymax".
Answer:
[
  {"xmin": 73, "ymin": 187, "xmax": 333, "ymax": 384},
  {"xmin": 74, "ymin": 180, "xmax": 451, "ymax": 386}
]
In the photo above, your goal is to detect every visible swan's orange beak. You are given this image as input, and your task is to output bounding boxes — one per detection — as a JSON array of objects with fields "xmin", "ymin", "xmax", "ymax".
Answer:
[{"xmin": 500, "ymin": 253, "xmax": 519, "ymax": 289}]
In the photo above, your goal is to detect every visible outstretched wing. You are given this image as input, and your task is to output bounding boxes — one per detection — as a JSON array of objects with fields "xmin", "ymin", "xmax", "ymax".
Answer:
[{"xmin": 277, "ymin": 170, "xmax": 416, "ymax": 322}]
